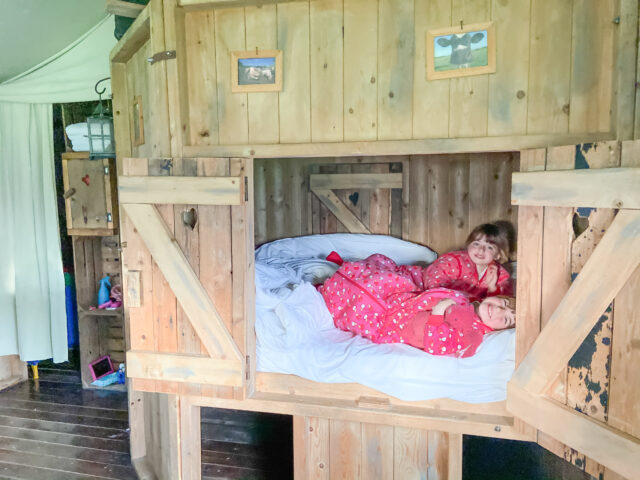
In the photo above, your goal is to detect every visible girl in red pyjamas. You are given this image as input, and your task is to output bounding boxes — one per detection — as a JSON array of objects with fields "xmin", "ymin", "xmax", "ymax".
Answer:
[
  {"xmin": 422, "ymin": 222, "xmax": 514, "ymax": 302},
  {"xmin": 318, "ymin": 254, "xmax": 515, "ymax": 358}
]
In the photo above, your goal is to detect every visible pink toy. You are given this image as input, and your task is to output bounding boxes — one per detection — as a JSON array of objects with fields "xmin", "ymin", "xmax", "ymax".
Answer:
[
  {"xmin": 88, "ymin": 355, "xmax": 115, "ymax": 381},
  {"xmin": 98, "ymin": 284, "xmax": 123, "ymax": 309}
]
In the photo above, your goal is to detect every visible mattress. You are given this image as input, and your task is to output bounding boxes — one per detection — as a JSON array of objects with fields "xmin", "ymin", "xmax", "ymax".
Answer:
[{"xmin": 255, "ymin": 234, "xmax": 515, "ymax": 403}]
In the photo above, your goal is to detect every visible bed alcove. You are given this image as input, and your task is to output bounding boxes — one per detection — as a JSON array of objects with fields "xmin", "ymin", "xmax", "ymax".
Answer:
[{"xmin": 109, "ymin": 0, "xmax": 640, "ymax": 478}]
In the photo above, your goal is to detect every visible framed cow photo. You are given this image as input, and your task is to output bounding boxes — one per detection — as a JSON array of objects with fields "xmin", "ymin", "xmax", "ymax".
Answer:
[
  {"xmin": 231, "ymin": 49, "xmax": 283, "ymax": 93},
  {"xmin": 426, "ymin": 22, "xmax": 496, "ymax": 80}
]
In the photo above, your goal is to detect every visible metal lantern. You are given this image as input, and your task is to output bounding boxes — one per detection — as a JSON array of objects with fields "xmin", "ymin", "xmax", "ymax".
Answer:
[{"xmin": 87, "ymin": 77, "xmax": 115, "ymax": 159}]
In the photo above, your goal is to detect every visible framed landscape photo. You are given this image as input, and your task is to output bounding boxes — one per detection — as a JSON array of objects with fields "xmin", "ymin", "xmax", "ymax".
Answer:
[
  {"xmin": 426, "ymin": 22, "xmax": 496, "ymax": 80},
  {"xmin": 231, "ymin": 49, "xmax": 283, "ymax": 93}
]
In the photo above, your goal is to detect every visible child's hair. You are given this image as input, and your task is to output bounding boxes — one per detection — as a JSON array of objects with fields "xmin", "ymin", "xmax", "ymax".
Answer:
[
  {"xmin": 494, "ymin": 220, "xmax": 516, "ymax": 259},
  {"xmin": 464, "ymin": 222, "xmax": 511, "ymax": 263},
  {"xmin": 496, "ymin": 295, "xmax": 517, "ymax": 312}
]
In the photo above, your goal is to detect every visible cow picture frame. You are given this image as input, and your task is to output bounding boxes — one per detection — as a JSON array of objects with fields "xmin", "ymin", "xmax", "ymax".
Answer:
[
  {"xmin": 231, "ymin": 49, "xmax": 283, "ymax": 93},
  {"xmin": 426, "ymin": 22, "xmax": 496, "ymax": 80}
]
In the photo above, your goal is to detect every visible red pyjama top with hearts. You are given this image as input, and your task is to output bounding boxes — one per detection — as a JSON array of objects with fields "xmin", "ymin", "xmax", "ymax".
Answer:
[
  {"xmin": 422, "ymin": 250, "xmax": 512, "ymax": 302},
  {"xmin": 318, "ymin": 254, "xmax": 492, "ymax": 358}
]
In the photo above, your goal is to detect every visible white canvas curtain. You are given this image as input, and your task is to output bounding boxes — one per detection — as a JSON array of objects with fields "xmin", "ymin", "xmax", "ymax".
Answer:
[
  {"xmin": 0, "ymin": 15, "xmax": 115, "ymax": 362},
  {"xmin": 0, "ymin": 102, "xmax": 67, "ymax": 362}
]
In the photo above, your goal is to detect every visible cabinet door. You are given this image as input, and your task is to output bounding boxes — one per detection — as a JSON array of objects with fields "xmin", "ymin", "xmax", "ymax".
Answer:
[
  {"xmin": 119, "ymin": 157, "xmax": 254, "ymax": 398},
  {"xmin": 64, "ymin": 158, "xmax": 108, "ymax": 232}
]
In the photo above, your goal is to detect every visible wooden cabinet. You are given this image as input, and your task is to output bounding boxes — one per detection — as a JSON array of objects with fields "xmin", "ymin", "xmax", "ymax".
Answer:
[
  {"xmin": 73, "ymin": 235, "xmax": 126, "ymax": 390},
  {"xmin": 62, "ymin": 152, "xmax": 118, "ymax": 236}
]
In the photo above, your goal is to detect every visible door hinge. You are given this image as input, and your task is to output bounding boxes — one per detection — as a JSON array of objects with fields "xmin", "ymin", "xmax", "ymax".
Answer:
[
  {"xmin": 244, "ymin": 176, "xmax": 249, "ymax": 202},
  {"xmin": 245, "ymin": 355, "xmax": 250, "ymax": 381},
  {"xmin": 147, "ymin": 50, "xmax": 176, "ymax": 65},
  {"xmin": 106, "ymin": 212, "xmax": 113, "ymax": 223},
  {"xmin": 104, "ymin": 166, "xmax": 109, "ymax": 175}
]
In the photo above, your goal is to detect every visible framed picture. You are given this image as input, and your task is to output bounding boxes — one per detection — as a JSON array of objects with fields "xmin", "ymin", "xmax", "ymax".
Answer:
[
  {"xmin": 231, "ymin": 49, "xmax": 283, "ymax": 93},
  {"xmin": 426, "ymin": 22, "xmax": 496, "ymax": 80}
]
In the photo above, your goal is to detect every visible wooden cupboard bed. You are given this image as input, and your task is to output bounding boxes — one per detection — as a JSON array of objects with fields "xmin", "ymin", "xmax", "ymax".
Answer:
[{"xmin": 109, "ymin": 1, "xmax": 640, "ymax": 478}]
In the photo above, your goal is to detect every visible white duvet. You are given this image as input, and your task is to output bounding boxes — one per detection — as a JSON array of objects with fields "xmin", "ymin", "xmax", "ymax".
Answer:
[{"xmin": 255, "ymin": 234, "xmax": 515, "ymax": 403}]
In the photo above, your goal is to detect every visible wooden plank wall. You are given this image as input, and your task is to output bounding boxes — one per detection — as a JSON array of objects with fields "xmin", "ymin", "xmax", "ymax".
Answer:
[
  {"xmin": 517, "ymin": 140, "xmax": 640, "ymax": 480},
  {"xmin": 181, "ymin": 0, "xmax": 616, "ymax": 147},
  {"xmin": 293, "ymin": 416, "xmax": 460, "ymax": 480},
  {"xmin": 255, "ymin": 153, "xmax": 517, "ymax": 254}
]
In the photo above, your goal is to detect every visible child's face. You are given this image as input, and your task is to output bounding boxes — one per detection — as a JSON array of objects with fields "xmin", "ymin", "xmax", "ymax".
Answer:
[
  {"xmin": 478, "ymin": 297, "xmax": 515, "ymax": 330},
  {"xmin": 467, "ymin": 235, "xmax": 500, "ymax": 267}
]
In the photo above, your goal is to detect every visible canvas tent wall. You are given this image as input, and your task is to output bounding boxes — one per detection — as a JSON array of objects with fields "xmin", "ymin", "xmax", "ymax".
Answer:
[{"xmin": 0, "ymin": 14, "xmax": 116, "ymax": 368}]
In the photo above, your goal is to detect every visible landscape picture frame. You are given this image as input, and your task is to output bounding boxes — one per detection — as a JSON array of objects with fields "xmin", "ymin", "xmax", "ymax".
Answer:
[{"xmin": 231, "ymin": 49, "xmax": 283, "ymax": 93}]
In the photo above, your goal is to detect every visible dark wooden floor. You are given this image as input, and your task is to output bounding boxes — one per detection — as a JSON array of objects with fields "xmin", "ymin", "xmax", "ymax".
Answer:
[
  {"xmin": 0, "ymin": 366, "xmax": 134, "ymax": 480},
  {"xmin": 0, "ymin": 364, "xmax": 292, "ymax": 480}
]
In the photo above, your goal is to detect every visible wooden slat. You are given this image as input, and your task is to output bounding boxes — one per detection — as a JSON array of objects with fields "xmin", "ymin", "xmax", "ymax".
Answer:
[
  {"xmin": 197, "ymin": 158, "xmax": 234, "ymax": 399},
  {"xmin": 526, "ymin": 0, "xmax": 571, "ymax": 134},
  {"xmin": 126, "ymin": 351, "xmax": 242, "ymax": 386},
  {"xmin": 214, "ymin": 8, "xmax": 248, "ymax": 144},
  {"xmin": 393, "ymin": 427, "xmax": 428, "ymax": 479},
  {"xmin": 361, "ymin": 423, "xmax": 393, "ymax": 479},
  {"xmin": 511, "ymin": 209, "xmax": 640, "ymax": 395},
  {"xmin": 343, "ymin": 0, "xmax": 378, "ymax": 141},
  {"xmin": 110, "ymin": 7, "xmax": 150, "ymax": 63},
  {"xmin": 182, "ymin": 132, "xmax": 616, "ymax": 159},
  {"xmin": 512, "ymin": 168, "xmax": 640, "ymax": 209},
  {"xmin": 329, "ymin": 420, "xmax": 361, "ymax": 479},
  {"xmin": 119, "ymin": 175, "xmax": 242, "ymax": 205},
  {"xmin": 310, "ymin": 0, "xmax": 343, "ymax": 142},
  {"xmin": 507, "ymin": 382, "xmax": 640, "ymax": 480},
  {"xmin": 245, "ymin": 5, "xmax": 279, "ymax": 144},
  {"xmin": 377, "ymin": 0, "xmax": 414, "ymax": 140},
  {"xmin": 309, "ymin": 173, "xmax": 402, "ymax": 190},
  {"xmin": 122, "ymin": 203, "xmax": 242, "ymax": 361},
  {"xmin": 487, "ymin": 0, "xmax": 530, "ymax": 136},
  {"xmin": 616, "ymin": 1, "xmax": 639, "ymax": 140},
  {"xmin": 230, "ymin": 157, "xmax": 254, "ymax": 398},
  {"xmin": 178, "ymin": 395, "xmax": 201, "ymax": 480},
  {"xmin": 185, "ymin": 10, "xmax": 218, "ymax": 146},
  {"xmin": 413, "ymin": 0, "xmax": 450, "ymax": 139},
  {"xmin": 106, "ymin": 0, "xmax": 145, "ymax": 18},
  {"xmin": 277, "ymin": 2, "xmax": 311, "ymax": 143},
  {"xmin": 449, "ymin": 0, "xmax": 490, "ymax": 137},
  {"xmin": 312, "ymin": 188, "xmax": 371, "ymax": 234},
  {"xmin": 569, "ymin": 0, "xmax": 615, "ymax": 134}
]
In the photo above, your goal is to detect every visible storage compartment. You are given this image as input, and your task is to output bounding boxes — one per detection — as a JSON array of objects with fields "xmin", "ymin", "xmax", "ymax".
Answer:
[{"xmin": 73, "ymin": 236, "xmax": 125, "ymax": 390}]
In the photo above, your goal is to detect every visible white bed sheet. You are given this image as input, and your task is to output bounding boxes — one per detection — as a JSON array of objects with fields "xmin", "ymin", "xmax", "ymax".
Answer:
[{"xmin": 255, "ymin": 234, "xmax": 515, "ymax": 403}]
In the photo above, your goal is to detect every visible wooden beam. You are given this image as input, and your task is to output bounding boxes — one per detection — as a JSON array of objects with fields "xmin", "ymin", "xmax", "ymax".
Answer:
[
  {"xmin": 110, "ymin": 6, "xmax": 150, "ymax": 63},
  {"xmin": 119, "ymin": 176, "xmax": 242, "ymax": 205},
  {"xmin": 507, "ymin": 383, "xmax": 640, "ymax": 480},
  {"xmin": 123, "ymin": 203, "xmax": 242, "ymax": 361},
  {"xmin": 106, "ymin": 0, "xmax": 145, "ymax": 18},
  {"xmin": 511, "ymin": 210, "xmax": 640, "ymax": 395},
  {"xmin": 182, "ymin": 132, "xmax": 615, "ymax": 159},
  {"xmin": 310, "ymin": 173, "xmax": 402, "ymax": 190},
  {"xmin": 512, "ymin": 168, "xmax": 640, "ymax": 209},
  {"xmin": 127, "ymin": 351, "xmax": 243, "ymax": 386},
  {"xmin": 312, "ymin": 188, "xmax": 370, "ymax": 233}
]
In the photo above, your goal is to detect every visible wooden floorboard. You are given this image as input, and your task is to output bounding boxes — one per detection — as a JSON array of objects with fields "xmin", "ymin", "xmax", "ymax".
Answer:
[{"xmin": 0, "ymin": 368, "xmax": 132, "ymax": 480}]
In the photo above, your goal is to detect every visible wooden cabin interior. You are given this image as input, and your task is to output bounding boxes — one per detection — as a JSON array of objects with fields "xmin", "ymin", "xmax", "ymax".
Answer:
[{"xmin": 1, "ymin": 0, "xmax": 639, "ymax": 478}]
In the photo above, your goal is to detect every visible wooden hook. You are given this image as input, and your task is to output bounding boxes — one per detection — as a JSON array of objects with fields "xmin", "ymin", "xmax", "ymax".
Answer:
[{"xmin": 460, "ymin": 20, "xmax": 464, "ymax": 30}]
